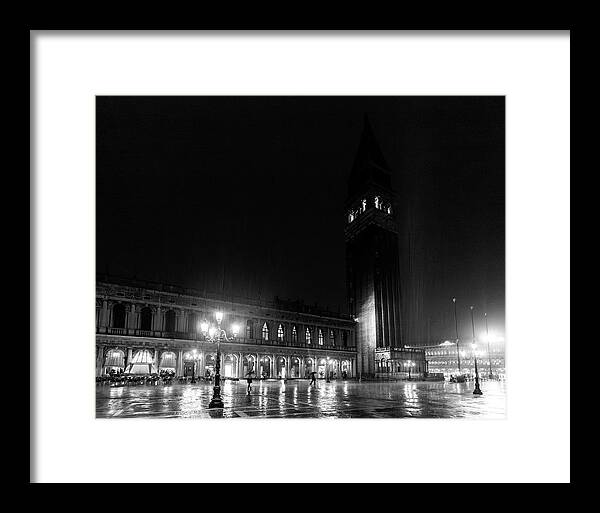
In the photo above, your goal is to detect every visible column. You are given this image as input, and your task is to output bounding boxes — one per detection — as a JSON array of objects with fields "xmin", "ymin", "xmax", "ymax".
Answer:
[
  {"xmin": 153, "ymin": 306, "xmax": 163, "ymax": 332},
  {"xmin": 177, "ymin": 349, "xmax": 184, "ymax": 377},
  {"xmin": 285, "ymin": 357, "xmax": 290, "ymax": 379},
  {"xmin": 126, "ymin": 347, "xmax": 133, "ymax": 372},
  {"xmin": 128, "ymin": 305, "xmax": 138, "ymax": 330},
  {"xmin": 100, "ymin": 300, "xmax": 109, "ymax": 328},
  {"xmin": 96, "ymin": 346, "xmax": 104, "ymax": 376},
  {"xmin": 176, "ymin": 310, "xmax": 186, "ymax": 333},
  {"xmin": 154, "ymin": 348, "xmax": 160, "ymax": 374}
]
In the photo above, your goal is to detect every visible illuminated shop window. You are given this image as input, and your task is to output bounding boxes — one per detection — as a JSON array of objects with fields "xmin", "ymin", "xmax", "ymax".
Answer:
[
  {"xmin": 277, "ymin": 324, "xmax": 284, "ymax": 341},
  {"xmin": 292, "ymin": 325, "xmax": 298, "ymax": 343},
  {"xmin": 262, "ymin": 322, "xmax": 269, "ymax": 340},
  {"xmin": 306, "ymin": 328, "xmax": 312, "ymax": 344},
  {"xmin": 318, "ymin": 329, "xmax": 324, "ymax": 345}
]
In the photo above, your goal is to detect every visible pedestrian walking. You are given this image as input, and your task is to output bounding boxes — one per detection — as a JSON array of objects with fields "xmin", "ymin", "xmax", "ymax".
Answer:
[
  {"xmin": 246, "ymin": 370, "xmax": 255, "ymax": 394},
  {"xmin": 309, "ymin": 371, "xmax": 317, "ymax": 386}
]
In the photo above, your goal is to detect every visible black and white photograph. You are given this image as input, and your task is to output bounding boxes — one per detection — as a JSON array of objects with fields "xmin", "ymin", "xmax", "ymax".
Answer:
[
  {"xmin": 95, "ymin": 96, "xmax": 505, "ymax": 419},
  {"xmin": 32, "ymin": 31, "xmax": 570, "ymax": 484}
]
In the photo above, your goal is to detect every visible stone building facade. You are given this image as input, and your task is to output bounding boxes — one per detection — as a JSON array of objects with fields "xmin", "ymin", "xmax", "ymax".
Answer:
[
  {"xmin": 96, "ymin": 276, "xmax": 358, "ymax": 380},
  {"xmin": 408, "ymin": 341, "xmax": 505, "ymax": 380}
]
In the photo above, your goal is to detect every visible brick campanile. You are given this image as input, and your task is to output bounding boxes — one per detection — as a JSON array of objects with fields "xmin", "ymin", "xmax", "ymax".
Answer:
[{"xmin": 344, "ymin": 116, "xmax": 403, "ymax": 378}]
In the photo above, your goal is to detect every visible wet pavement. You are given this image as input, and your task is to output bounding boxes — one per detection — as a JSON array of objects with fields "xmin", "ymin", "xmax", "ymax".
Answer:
[{"xmin": 96, "ymin": 378, "xmax": 506, "ymax": 419}]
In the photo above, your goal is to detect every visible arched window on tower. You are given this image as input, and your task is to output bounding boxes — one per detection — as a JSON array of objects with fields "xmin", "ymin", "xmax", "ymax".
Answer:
[
  {"xmin": 305, "ymin": 327, "xmax": 312, "ymax": 344},
  {"xmin": 277, "ymin": 324, "xmax": 284, "ymax": 342},
  {"xmin": 292, "ymin": 325, "xmax": 298, "ymax": 343},
  {"xmin": 318, "ymin": 329, "xmax": 324, "ymax": 345},
  {"xmin": 262, "ymin": 322, "xmax": 269, "ymax": 341}
]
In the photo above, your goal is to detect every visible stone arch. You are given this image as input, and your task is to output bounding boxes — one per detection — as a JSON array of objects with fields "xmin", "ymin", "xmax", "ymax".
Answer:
[
  {"xmin": 290, "ymin": 356, "xmax": 300, "ymax": 378},
  {"xmin": 224, "ymin": 354, "xmax": 238, "ymax": 378},
  {"xmin": 104, "ymin": 348, "xmax": 125, "ymax": 371},
  {"xmin": 159, "ymin": 351, "xmax": 177, "ymax": 371},
  {"xmin": 127, "ymin": 349, "xmax": 154, "ymax": 375},
  {"xmin": 276, "ymin": 356, "xmax": 287, "ymax": 378},
  {"xmin": 259, "ymin": 355, "xmax": 271, "ymax": 378}
]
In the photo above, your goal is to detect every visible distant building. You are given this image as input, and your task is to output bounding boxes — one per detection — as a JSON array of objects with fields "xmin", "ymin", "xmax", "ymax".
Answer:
[{"xmin": 407, "ymin": 340, "xmax": 505, "ymax": 380}]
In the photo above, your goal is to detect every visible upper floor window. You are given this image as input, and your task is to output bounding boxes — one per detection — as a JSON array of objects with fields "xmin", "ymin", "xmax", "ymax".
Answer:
[
  {"xmin": 112, "ymin": 303, "xmax": 126, "ymax": 329},
  {"xmin": 374, "ymin": 196, "xmax": 380, "ymax": 209},
  {"xmin": 330, "ymin": 329, "xmax": 335, "ymax": 345},
  {"xmin": 277, "ymin": 324, "xmax": 284, "ymax": 341},
  {"xmin": 318, "ymin": 329, "xmax": 324, "ymax": 345},
  {"xmin": 262, "ymin": 322, "xmax": 269, "ymax": 340},
  {"xmin": 305, "ymin": 327, "xmax": 312, "ymax": 344},
  {"xmin": 246, "ymin": 320, "xmax": 253, "ymax": 339},
  {"xmin": 292, "ymin": 325, "xmax": 298, "ymax": 343},
  {"xmin": 164, "ymin": 309, "xmax": 176, "ymax": 333},
  {"xmin": 140, "ymin": 307, "xmax": 153, "ymax": 331},
  {"xmin": 361, "ymin": 198, "xmax": 367, "ymax": 212},
  {"xmin": 342, "ymin": 331, "xmax": 348, "ymax": 347}
]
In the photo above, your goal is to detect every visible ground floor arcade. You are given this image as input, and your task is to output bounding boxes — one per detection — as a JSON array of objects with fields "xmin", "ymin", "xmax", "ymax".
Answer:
[{"xmin": 96, "ymin": 336, "xmax": 357, "ymax": 380}]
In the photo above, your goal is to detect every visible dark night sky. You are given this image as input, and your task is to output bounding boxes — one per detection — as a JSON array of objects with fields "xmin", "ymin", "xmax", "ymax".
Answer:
[{"xmin": 96, "ymin": 96, "xmax": 505, "ymax": 345}]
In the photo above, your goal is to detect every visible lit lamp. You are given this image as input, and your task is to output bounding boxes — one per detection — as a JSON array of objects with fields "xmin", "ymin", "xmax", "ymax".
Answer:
[
  {"xmin": 470, "ymin": 306, "xmax": 483, "ymax": 395},
  {"xmin": 198, "ymin": 311, "xmax": 236, "ymax": 409}
]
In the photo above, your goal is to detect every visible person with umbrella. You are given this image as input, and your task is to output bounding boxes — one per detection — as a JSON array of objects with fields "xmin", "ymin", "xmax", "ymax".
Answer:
[
  {"xmin": 246, "ymin": 369, "xmax": 256, "ymax": 394},
  {"xmin": 309, "ymin": 371, "xmax": 317, "ymax": 387}
]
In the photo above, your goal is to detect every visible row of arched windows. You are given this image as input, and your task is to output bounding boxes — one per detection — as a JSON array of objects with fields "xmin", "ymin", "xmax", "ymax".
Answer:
[
  {"xmin": 347, "ymin": 196, "xmax": 392, "ymax": 224},
  {"xmin": 257, "ymin": 322, "xmax": 347, "ymax": 347},
  {"xmin": 105, "ymin": 303, "xmax": 350, "ymax": 347}
]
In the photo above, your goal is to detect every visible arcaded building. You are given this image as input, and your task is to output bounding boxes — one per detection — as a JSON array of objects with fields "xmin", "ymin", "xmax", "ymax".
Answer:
[{"xmin": 96, "ymin": 276, "xmax": 358, "ymax": 379}]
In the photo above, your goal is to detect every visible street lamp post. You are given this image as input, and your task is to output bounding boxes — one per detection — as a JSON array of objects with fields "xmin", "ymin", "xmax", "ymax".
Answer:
[
  {"xmin": 485, "ymin": 312, "xmax": 493, "ymax": 380},
  {"xmin": 453, "ymin": 298, "xmax": 462, "ymax": 374},
  {"xmin": 470, "ymin": 306, "xmax": 483, "ymax": 395},
  {"xmin": 199, "ymin": 311, "xmax": 239, "ymax": 409}
]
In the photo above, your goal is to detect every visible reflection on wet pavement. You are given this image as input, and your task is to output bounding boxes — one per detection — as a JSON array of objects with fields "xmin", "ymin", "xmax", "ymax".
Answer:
[{"xmin": 96, "ymin": 379, "xmax": 506, "ymax": 419}]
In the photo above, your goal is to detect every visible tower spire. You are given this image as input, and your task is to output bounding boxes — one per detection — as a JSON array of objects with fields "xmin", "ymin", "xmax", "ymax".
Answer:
[{"xmin": 348, "ymin": 115, "xmax": 392, "ymax": 200}]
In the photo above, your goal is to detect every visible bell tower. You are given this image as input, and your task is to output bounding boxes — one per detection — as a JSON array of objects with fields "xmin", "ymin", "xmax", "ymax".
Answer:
[{"xmin": 345, "ymin": 116, "xmax": 403, "ymax": 377}]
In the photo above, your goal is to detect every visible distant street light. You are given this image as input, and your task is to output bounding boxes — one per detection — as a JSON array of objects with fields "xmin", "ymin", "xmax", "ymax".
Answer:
[
  {"xmin": 485, "ymin": 312, "xmax": 493, "ymax": 380},
  {"xmin": 453, "ymin": 298, "xmax": 461, "ymax": 374},
  {"xmin": 470, "ymin": 306, "xmax": 483, "ymax": 395}
]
